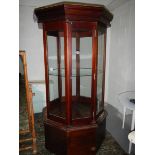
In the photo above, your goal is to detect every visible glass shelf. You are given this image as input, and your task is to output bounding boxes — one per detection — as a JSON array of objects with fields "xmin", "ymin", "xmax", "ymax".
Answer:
[{"xmin": 49, "ymin": 68, "xmax": 102, "ymax": 77}]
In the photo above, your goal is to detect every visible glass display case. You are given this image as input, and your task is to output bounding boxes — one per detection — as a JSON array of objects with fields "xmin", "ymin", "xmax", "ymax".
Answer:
[{"xmin": 34, "ymin": 2, "xmax": 113, "ymax": 155}]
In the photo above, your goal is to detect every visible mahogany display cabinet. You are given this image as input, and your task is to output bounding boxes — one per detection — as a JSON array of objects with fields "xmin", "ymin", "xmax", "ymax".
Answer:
[{"xmin": 34, "ymin": 2, "xmax": 113, "ymax": 155}]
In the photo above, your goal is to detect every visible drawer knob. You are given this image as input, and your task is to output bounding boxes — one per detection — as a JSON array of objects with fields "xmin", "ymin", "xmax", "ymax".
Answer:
[{"xmin": 91, "ymin": 146, "xmax": 96, "ymax": 151}]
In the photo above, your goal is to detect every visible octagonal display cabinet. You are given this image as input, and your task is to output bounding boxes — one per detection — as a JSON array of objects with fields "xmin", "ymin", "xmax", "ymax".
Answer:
[{"xmin": 34, "ymin": 2, "xmax": 113, "ymax": 155}]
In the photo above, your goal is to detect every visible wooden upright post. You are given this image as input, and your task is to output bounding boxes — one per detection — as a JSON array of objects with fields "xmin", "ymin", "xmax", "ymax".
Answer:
[
  {"xmin": 64, "ymin": 22, "xmax": 72, "ymax": 125},
  {"xmin": 43, "ymin": 27, "xmax": 50, "ymax": 116},
  {"xmin": 91, "ymin": 24, "xmax": 98, "ymax": 122}
]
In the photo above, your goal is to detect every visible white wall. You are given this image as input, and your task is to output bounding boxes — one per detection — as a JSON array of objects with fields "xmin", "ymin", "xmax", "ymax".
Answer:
[
  {"xmin": 19, "ymin": 5, "xmax": 44, "ymax": 81},
  {"xmin": 105, "ymin": 0, "xmax": 135, "ymax": 152},
  {"xmin": 107, "ymin": 0, "xmax": 135, "ymax": 114},
  {"xmin": 19, "ymin": 4, "xmax": 46, "ymax": 113}
]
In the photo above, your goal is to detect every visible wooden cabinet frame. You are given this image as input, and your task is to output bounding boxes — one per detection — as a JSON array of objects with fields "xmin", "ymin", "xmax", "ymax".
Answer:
[{"xmin": 34, "ymin": 2, "xmax": 113, "ymax": 155}]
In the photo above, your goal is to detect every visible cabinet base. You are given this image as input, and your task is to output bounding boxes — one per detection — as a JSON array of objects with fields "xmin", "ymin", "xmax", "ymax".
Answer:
[{"xmin": 43, "ymin": 108, "xmax": 107, "ymax": 155}]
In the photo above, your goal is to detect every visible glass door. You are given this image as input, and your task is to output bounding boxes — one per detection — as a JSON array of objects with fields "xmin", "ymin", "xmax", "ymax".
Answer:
[
  {"xmin": 71, "ymin": 22, "xmax": 96, "ymax": 124},
  {"xmin": 71, "ymin": 30, "xmax": 92, "ymax": 121},
  {"xmin": 46, "ymin": 28, "xmax": 66, "ymax": 121},
  {"xmin": 96, "ymin": 28, "xmax": 106, "ymax": 115}
]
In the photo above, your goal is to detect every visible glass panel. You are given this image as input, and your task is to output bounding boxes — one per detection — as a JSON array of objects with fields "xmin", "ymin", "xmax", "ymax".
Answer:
[
  {"xmin": 47, "ymin": 31, "xmax": 66, "ymax": 118},
  {"xmin": 80, "ymin": 36, "xmax": 92, "ymax": 97},
  {"xmin": 71, "ymin": 31, "xmax": 92, "ymax": 119},
  {"xmin": 97, "ymin": 31, "xmax": 105, "ymax": 114}
]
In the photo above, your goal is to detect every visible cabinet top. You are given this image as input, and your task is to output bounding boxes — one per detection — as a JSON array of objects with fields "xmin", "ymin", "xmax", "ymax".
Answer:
[{"xmin": 34, "ymin": 1, "xmax": 113, "ymax": 27}]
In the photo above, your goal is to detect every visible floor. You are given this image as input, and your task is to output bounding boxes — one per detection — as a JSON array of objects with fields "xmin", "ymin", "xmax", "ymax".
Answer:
[
  {"xmin": 20, "ymin": 113, "xmax": 129, "ymax": 155},
  {"xmin": 105, "ymin": 103, "xmax": 135, "ymax": 153}
]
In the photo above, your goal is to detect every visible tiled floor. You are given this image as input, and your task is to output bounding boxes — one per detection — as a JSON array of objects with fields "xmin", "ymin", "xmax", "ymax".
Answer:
[{"xmin": 20, "ymin": 113, "xmax": 128, "ymax": 155}]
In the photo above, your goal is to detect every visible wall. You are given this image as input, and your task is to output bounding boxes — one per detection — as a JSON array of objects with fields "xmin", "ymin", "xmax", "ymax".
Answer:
[
  {"xmin": 19, "ymin": 5, "xmax": 44, "ymax": 81},
  {"xmin": 105, "ymin": 0, "xmax": 135, "ymax": 152},
  {"xmin": 107, "ymin": 0, "xmax": 135, "ymax": 113}
]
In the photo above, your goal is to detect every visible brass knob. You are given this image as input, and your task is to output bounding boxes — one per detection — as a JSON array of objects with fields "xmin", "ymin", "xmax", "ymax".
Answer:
[{"xmin": 91, "ymin": 146, "xmax": 96, "ymax": 151}]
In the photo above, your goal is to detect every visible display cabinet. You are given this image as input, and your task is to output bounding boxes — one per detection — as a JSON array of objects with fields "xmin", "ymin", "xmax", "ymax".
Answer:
[{"xmin": 34, "ymin": 2, "xmax": 113, "ymax": 155}]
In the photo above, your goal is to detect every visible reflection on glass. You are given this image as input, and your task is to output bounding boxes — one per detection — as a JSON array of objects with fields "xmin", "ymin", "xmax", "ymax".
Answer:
[
  {"xmin": 97, "ymin": 31, "xmax": 105, "ymax": 114},
  {"xmin": 47, "ymin": 31, "xmax": 66, "ymax": 119},
  {"xmin": 71, "ymin": 31, "xmax": 92, "ymax": 119},
  {"xmin": 46, "ymin": 29, "xmax": 100, "ymax": 120}
]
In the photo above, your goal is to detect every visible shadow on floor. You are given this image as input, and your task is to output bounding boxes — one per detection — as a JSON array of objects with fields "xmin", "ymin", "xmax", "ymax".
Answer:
[{"xmin": 105, "ymin": 103, "xmax": 135, "ymax": 154}]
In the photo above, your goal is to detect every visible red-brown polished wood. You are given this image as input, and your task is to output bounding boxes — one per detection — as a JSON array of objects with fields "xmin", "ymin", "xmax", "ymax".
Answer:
[
  {"xmin": 34, "ymin": 1, "xmax": 113, "ymax": 26},
  {"xmin": 64, "ymin": 22, "xmax": 72, "ymax": 125},
  {"xmin": 43, "ymin": 28, "xmax": 50, "ymax": 116},
  {"xmin": 34, "ymin": 2, "xmax": 113, "ymax": 155}
]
